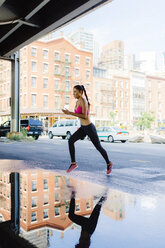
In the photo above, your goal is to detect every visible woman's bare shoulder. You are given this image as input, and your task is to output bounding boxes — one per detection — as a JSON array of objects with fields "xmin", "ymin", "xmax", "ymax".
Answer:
[{"xmin": 80, "ymin": 97, "xmax": 87, "ymax": 106}]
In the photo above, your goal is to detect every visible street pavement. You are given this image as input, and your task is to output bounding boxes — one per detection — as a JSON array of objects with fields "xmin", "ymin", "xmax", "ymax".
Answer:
[{"xmin": 0, "ymin": 136, "xmax": 165, "ymax": 195}]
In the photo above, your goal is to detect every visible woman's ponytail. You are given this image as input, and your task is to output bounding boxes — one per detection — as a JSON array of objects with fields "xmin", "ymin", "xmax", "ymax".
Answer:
[{"xmin": 81, "ymin": 85, "xmax": 90, "ymax": 107}]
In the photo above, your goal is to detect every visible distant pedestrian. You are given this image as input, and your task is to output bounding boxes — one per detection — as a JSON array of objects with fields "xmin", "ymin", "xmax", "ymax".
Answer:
[{"xmin": 62, "ymin": 85, "xmax": 113, "ymax": 174}]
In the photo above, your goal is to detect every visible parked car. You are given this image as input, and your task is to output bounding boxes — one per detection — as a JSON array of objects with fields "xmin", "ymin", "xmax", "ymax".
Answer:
[
  {"xmin": 0, "ymin": 119, "xmax": 43, "ymax": 140},
  {"xmin": 155, "ymin": 127, "xmax": 165, "ymax": 135},
  {"xmin": 48, "ymin": 119, "xmax": 80, "ymax": 139},
  {"xmin": 96, "ymin": 126, "xmax": 129, "ymax": 143}
]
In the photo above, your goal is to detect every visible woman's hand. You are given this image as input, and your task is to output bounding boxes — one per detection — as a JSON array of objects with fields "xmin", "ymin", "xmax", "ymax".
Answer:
[{"xmin": 62, "ymin": 109, "xmax": 70, "ymax": 115}]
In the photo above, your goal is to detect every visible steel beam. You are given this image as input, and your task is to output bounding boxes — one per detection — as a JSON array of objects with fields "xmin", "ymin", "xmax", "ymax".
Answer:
[
  {"xmin": 11, "ymin": 51, "xmax": 20, "ymax": 133},
  {"xmin": 0, "ymin": 0, "xmax": 50, "ymax": 43},
  {"xmin": 10, "ymin": 172, "xmax": 20, "ymax": 235}
]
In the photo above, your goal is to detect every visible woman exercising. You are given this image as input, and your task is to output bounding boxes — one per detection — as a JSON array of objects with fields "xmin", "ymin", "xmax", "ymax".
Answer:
[{"xmin": 62, "ymin": 85, "xmax": 113, "ymax": 174}]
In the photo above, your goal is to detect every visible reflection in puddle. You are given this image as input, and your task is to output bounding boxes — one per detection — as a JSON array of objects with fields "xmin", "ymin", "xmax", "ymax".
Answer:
[{"xmin": 0, "ymin": 161, "xmax": 165, "ymax": 248}]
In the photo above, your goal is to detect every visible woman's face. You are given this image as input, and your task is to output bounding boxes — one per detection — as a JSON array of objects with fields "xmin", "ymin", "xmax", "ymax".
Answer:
[{"xmin": 73, "ymin": 88, "xmax": 82, "ymax": 99}]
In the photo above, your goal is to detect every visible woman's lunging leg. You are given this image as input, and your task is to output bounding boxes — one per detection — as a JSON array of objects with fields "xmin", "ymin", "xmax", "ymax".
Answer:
[
  {"xmin": 68, "ymin": 127, "xmax": 85, "ymax": 163},
  {"xmin": 86, "ymin": 124, "xmax": 110, "ymax": 164}
]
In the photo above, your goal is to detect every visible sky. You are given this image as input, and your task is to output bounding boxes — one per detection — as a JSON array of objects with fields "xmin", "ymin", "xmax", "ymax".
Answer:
[{"xmin": 54, "ymin": 0, "xmax": 165, "ymax": 62}]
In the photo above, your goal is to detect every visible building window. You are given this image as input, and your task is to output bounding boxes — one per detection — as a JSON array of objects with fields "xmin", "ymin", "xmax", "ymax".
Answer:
[
  {"xmin": 86, "ymin": 70, "xmax": 90, "ymax": 79},
  {"xmin": 86, "ymin": 57, "xmax": 90, "ymax": 66},
  {"xmin": 43, "ymin": 179, "xmax": 48, "ymax": 190},
  {"xmin": 44, "ymin": 194, "xmax": 49, "ymax": 205},
  {"xmin": 43, "ymin": 78, "xmax": 48, "ymax": 88},
  {"xmin": 43, "ymin": 95, "xmax": 48, "ymax": 108},
  {"xmin": 65, "ymin": 67, "xmax": 69, "ymax": 76},
  {"xmin": 43, "ymin": 63, "xmax": 48, "ymax": 73},
  {"xmin": 43, "ymin": 49, "xmax": 48, "ymax": 59},
  {"xmin": 31, "ymin": 77, "xmax": 37, "ymax": 88},
  {"xmin": 32, "ymin": 197, "xmax": 37, "ymax": 208},
  {"xmin": 31, "ymin": 94, "xmax": 36, "ymax": 107},
  {"xmin": 55, "ymin": 65, "xmax": 59, "ymax": 74},
  {"xmin": 55, "ymin": 96, "xmax": 59, "ymax": 109},
  {"xmin": 76, "ymin": 203, "xmax": 80, "ymax": 212},
  {"xmin": 86, "ymin": 201, "xmax": 91, "ymax": 209},
  {"xmin": 65, "ymin": 96, "xmax": 70, "ymax": 105},
  {"xmin": 54, "ymin": 52, "xmax": 59, "ymax": 61},
  {"xmin": 65, "ymin": 177, "xmax": 70, "ymax": 186},
  {"xmin": 65, "ymin": 205, "xmax": 69, "ymax": 214},
  {"xmin": 55, "ymin": 176, "xmax": 59, "ymax": 188},
  {"xmin": 75, "ymin": 55, "xmax": 80, "ymax": 64},
  {"xmin": 115, "ymin": 80, "xmax": 118, "ymax": 88},
  {"xmin": 55, "ymin": 79, "xmax": 59, "ymax": 90},
  {"xmin": 65, "ymin": 54, "xmax": 70, "ymax": 62},
  {"xmin": 43, "ymin": 209, "xmax": 48, "ymax": 219},
  {"xmin": 65, "ymin": 81, "xmax": 69, "ymax": 91},
  {"xmin": 55, "ymin": 193, "xmax": 59, "ymax": 202},
  {"xmin": 120, "ymin": 81, "xmax": 123, "ymax": 88},
  {"xmin": 31, "ymin": 47, "xmax": 37, "ymax": 57},
  {"xmin": 31, "ymin": 61, "xmax": 36, "ymax": 72},
  {"xmin": 31, "ymin": 212, "xmax": 37, "ymax": 222},
  {"xmin": 75, "ymin": 68, "xmax": 79, "ymax": 77},
  {"xmin": 55, "ymin": 207, "xmax": 60, "ymax": 216},
  {"xmin": 32, "ymin": 180, "xmax": 37, "ymax": 191}
]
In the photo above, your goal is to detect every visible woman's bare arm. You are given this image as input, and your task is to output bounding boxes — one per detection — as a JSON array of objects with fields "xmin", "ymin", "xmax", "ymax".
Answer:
[{"xmin": 62, "ymin": 99, "xmax": 88, "ymax": 119}]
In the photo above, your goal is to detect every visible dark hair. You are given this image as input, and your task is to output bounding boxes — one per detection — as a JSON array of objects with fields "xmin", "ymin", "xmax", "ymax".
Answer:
[{"xmin": 74, "ymin": 84, "xmax": 90, "ymax": 107}]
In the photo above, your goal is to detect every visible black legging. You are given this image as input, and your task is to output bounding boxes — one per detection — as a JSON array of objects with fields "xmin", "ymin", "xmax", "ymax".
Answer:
[
  {"xmin": 68, "ymin": 123, "xmax": 110, "ymax": 164},
  {"xmin": 69, "ymin": 197, "xmax": 102, "ymax": 235}
]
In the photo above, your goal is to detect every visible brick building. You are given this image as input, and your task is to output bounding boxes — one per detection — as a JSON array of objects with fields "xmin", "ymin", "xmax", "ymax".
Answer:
[
  {"xmin": 0, "ymin": 36, "xmax": 94, "ymax": 131},
  {"xmin": 146, "ymin": 75, "xmax": 165, "ymax": 127},
  {"xmin": 93, "ymin": 67, "xmax": 131, "ymax": 128},
  {"xmin": 20, "ymin": 36, "xmax": 94, "ymax": 130}
]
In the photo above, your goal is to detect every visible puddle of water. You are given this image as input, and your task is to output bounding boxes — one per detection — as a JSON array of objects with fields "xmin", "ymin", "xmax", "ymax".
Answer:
[{"xmin": 0, "ymin": 160, "xmax": 165, "ymax": 248}]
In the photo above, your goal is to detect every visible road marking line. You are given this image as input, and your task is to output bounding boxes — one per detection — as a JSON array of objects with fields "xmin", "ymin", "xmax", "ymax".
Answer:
[
  {"xmin": 130, "ymin": 159, "xmax": 150, "ymax": 163},
  {"xmin": 110, "ymin": 149, "xmax": 121, "ymax": 152}
]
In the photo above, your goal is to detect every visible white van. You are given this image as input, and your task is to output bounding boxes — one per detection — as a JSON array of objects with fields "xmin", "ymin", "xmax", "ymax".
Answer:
[{"xmin": 48, "ymin": 119, "xmax": 81, "ymax": 139}]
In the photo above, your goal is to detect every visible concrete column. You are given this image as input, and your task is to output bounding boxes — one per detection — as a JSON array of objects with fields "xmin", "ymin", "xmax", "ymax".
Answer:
[{"xmin": 11, "ymin": 51, "xmax": 20, "ymax": 133}]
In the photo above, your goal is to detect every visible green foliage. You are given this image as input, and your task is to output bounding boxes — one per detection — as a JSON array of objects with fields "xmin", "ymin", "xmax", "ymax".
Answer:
[
  {"xmin": 109, "ymin": 111, "xmax": 117, "ymax": 126},
  {"xmin": 7, "ymin": 128, "xmax": 34, "ymax": 141},
  {"xmin": 20, "ymin": 127, "xmax": 28, "ymax": 137},
  {"xmin": 136, "ymin": 112, "xmax": 155, "ymax": 129}
]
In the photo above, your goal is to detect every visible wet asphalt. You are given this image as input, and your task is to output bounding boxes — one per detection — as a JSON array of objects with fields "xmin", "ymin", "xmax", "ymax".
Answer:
[{"xmin": 0, "ymin": 137, "xmax": 165, "ymax": 195}]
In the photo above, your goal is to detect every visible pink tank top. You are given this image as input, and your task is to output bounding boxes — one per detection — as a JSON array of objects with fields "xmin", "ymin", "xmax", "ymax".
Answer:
[{"xmin": 74, "ymin": 104, "xmax": 89, "ymax": 115}]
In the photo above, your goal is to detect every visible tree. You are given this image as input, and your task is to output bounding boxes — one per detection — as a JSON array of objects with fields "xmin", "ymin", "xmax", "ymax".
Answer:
[
  {"xmin": 109, "ymin": 111, "xmax": 117, "ymax": 126},
  {"xmin": 136, "ymin": 112, "xmax": 155, "ymax": 130}
]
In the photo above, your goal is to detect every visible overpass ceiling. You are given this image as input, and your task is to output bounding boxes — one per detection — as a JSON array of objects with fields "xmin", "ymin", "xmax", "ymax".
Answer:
[{"xmin": 0, "ymin": 0, "xmax": 112, "ymax": 58}]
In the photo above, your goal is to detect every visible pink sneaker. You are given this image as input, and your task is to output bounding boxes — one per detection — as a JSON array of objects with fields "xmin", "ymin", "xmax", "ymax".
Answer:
[
  {"xmin": 107, "ymin": 161, "xmax": 113, "ymax": 175},
  {"xmin": 67, "ymin": 163, "xmax": 78, "ymax": 173}
]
